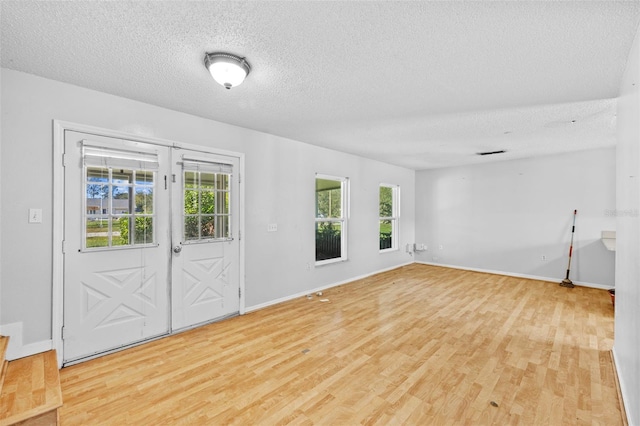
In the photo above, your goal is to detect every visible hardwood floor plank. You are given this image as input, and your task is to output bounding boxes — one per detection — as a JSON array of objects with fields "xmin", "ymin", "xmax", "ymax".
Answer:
[{"xmin": 59, "ymin": 264, "xmax": 622, "ymax": 425}]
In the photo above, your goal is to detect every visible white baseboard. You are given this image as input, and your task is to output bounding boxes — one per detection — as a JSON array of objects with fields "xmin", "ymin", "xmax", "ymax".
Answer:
[
  {"xmin": 0, "ymin": 322, "xmax": 53, "ymax": 360},
  {"xmin": 245, "ymin": 260, "xmax": 612, "ymax": 314},
  {"xmin": 245, "ymin": 261, "xmax": 414, "ymax": 313},
  {"xmin": 612, "ymin": 347, "xmax": 632, "ymax": 425},
  {"xmin": 2, "ymin": 261, "xmax": 607, "ymax": 360},
  {"xmin": 414, "ymin": 261, "xmax": 614, "ymax": 290}
]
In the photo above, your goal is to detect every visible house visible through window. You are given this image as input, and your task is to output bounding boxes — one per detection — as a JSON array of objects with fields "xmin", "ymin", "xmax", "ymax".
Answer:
[
  {"xmin": 379, "ymin": 184, "xmax": 399, "ymax": 251},
  {"xmin": 83, "ymin": 143, "xmax": 158, "ymax": 249},
  {"xmin": 315, "ymin": 174, "xmax": 348, "ymax": 264},
  {"xmin": 85, "ymin": 167, "xmax": 155, "ymax": 249}
]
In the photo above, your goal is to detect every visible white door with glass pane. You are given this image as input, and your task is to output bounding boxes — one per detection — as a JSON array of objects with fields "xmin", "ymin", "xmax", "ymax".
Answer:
[
  {"xmin": 63, "ymin": 131, "xmax": 171, "ymax": 362},
  {"xmin": 171, "ymin": 150, "xmax": 240, "ymax": 331},
  {"xmin": 62, "ymin": 131, "xmax": 241, "ymax": 363}
]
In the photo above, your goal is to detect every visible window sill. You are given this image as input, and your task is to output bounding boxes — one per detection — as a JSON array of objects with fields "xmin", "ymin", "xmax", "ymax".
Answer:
[
  {"xmin": 379, "ymin": 247, "xmax": 398, "ymax": 254},
  {"xmin": 315, "ymin": 257, "xmax": 348, "ymax": 267}
]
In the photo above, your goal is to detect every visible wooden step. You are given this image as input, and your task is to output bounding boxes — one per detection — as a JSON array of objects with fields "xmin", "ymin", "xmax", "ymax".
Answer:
[
  {"xmin": 0, "ymin": 336, "xmax": 8, "ymax": 359},
  {"xmin": 0, "ymin": 336, "xmax": 8, "ymax": 394},
  {"xmin": 0, "ymin": 350, "xmax": 62, "ymax": 426}
]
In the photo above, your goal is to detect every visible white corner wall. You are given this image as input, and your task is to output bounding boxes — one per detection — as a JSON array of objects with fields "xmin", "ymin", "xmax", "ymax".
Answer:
[
  {"xmin": 614, "ymin": 22, "xmax": 640, "ymax": 426},
  {"xmin": 0, "ymin": 68, "xmax": 415, "ymax": 348},
  {"xmin": 414, "ymin": 148, "xmax": 616, "ymax": 287}
]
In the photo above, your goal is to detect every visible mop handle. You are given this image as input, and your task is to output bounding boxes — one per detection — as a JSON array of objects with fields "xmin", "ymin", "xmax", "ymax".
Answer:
[{"xmin": 565, "ymin": 209, "xmax": 577, "ymax": 279}]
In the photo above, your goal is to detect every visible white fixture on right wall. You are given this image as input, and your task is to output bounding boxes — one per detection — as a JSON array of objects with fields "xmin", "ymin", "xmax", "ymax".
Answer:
[{"xmin": 601, "ymin": 230, "xmax": 616, "ymax": 251}]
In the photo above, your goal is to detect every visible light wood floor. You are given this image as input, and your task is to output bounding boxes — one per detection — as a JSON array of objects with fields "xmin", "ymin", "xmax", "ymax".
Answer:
[{"xmin": 59, "ymin": 264, "xmax": 622, "ymax": 425}]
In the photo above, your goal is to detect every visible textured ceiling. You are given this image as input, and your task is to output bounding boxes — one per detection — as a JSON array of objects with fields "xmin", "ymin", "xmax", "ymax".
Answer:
[{"xmin": 2, "ymin": 1, "xmax": 639, "ymax": 170}]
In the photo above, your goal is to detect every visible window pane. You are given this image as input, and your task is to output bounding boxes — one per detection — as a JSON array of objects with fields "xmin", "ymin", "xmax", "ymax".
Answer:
[
  {"xmin": 135, "ymin": 170, "xmax": 154, "ymax": 185},
  {"xmin": 184, "ymin": 216, "xmax": 200, "ymax": 240},
  {"xmin": 86, "ymin": 184, "xmax": 108, "ymax": 213},
  {"xmin": 86, "ymin": 217, "xmax": 109, "ymax": 248},
  {"xmin": 185, "ymin": 171, "xmax": 198, "ymax": 188},
  {"xmin": 87, "ymin": 182, "xmax": 108, "ymax": 198},
  {"xmin": 133, "ymin": 217, "xmax": 153, "ymax": 244},
  {"xmin": 217, "ymin": 191, "xmax": 229, "ymax": 214},
  {"xmin": 184, "ymin": 190, "xmax": 199, "ymax": 214},
  {"xmin": 86, "ymin": 217, "xmax": 109, "ymax": 233},
  {"xmin": 216, "ymin": 174, "xmax": 229, "ymax": 191},
  {"xmin": 112, "ymin": 190, "xmax": 130, "ymax": 215},
  {"xmin": 135, "ymin": 187, "xmax": 153, "ymax": 214},
  {"xmin": 112, "ymin": 169, "xmax": 133, "ymax": 184},
  {"xmin": 201, "ymin": 172, "xmax": 215, "ymax": 190},
  {"xmin": 380, "ymin": 186, "xmax": 393, "ymax": 217},
  {"xmin": 216, "ymin": 215, "xmax": 229, "ymax": 239},
  {"xmin": 87, "ymin": 167, "xmax": 109, "ymax": 183},
  {"xmin": 202, "ymin": 215, "xmax": 215, "ymax": 238},
  {"xmin": 316, "ymin": 179, "xmax": 342, "ymax": 218},
  {"xmin": 112, "ymin": 217, "xmax": 130, "ymax": 246},
  {"xmin": 380, "ymin": 220, "xmax": 393, "ymax": 250},
  {"xmin": 315, "ymin": 221, "xmax": 342, "ymax": 261},
  {"xmin": 112, "ymin": 186, "xmax": 130, "ymax": 199},
  {"xmin": 201, "ymin": 191, "xmax": 215, "ymax": 214}
]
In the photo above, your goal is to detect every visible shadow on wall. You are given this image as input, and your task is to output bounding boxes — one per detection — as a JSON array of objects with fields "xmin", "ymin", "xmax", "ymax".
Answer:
[
  {"xmin": 416, "ymin": 239, "xmax": 614, "ymax": 287},
  {"xmin": 528, "ymin": 240, "xmax": 615, "ymax": 286}
]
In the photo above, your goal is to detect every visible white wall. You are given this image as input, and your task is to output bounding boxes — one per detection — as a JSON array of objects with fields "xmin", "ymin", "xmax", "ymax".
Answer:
[
  {"xmin": 0, "ymin": 68, "xmax": 415, "ymax": 347},
  {"xmin": 615, "ymin": 22, "xmax": 640, "ymax": 426},
  {"xmin": 414, "ymin": 149, "xmax": 616, "ymax": 287}
]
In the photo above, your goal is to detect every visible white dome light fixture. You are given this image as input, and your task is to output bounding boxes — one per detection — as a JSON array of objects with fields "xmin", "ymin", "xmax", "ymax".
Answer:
[{"xmin": 204, "ymin": 52, "xmax": 251, "ymax": 90}]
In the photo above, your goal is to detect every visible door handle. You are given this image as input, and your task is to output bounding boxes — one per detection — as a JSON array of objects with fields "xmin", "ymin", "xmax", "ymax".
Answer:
[{"xmin": 173, "ymin": 245, "xmax": 182, "ymax": 254}]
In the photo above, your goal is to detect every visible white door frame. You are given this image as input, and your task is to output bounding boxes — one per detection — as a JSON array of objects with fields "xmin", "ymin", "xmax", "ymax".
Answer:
[{"xmin": 53, "ymin": 120, "xmax": 246, "ymax": 367}]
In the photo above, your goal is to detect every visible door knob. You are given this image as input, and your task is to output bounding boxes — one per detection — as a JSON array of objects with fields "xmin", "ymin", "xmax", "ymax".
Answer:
[{"xmin": 173, "ymin": 245, "xmax": 182, "ymax": 253}]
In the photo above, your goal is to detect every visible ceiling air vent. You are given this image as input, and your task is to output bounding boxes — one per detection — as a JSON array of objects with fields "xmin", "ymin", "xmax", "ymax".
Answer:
[{"xmin": 476, "ymin": 150, "xmax": 506, "ymax": 156}]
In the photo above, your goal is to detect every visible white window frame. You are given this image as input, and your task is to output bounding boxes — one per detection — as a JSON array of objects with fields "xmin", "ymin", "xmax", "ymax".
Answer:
[
  {"xmin": 81, "ymin": 142, "xmax": 159, "ymax": 251},
  {"xmin": 315, "ymin": 173, "xmax": 349, "ymax": 266},
  {"xmin": 379, "ymin": 183, "xmax": 400, "ymax": 253},
  {"xmin": 180, "ymin": 158, "xmax": 234, "ymax": 243}
]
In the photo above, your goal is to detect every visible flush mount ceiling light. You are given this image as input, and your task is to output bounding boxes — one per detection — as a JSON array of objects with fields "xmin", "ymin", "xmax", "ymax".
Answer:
[{"xmin": 204, "ymin": 52, "xmax": 251, "ymax": 90}]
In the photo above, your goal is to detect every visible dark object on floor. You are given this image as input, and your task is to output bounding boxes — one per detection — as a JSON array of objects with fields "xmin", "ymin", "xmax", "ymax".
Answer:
[
  {"xmin": 560, "ymin": 209, "xmax": 578, "ymax": 288},
  {"xmin": 608, "ymin": 289, "xmax": 615, "ymax": 307}
]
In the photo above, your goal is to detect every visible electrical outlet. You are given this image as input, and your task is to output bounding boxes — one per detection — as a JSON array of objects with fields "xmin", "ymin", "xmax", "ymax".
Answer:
[
  {"xmin": 267, "ymin": 223, "xmax": 278, "ymax": 232},
  {"xmin": 541, "ymin": 255, "xmax": 547, "ymax": 261}
]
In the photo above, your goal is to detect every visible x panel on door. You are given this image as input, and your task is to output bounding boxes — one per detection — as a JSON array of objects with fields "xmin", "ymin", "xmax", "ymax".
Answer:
[
  {"xmin": 171, "ymin": 151, "xmax": 240, "ymax": 330},
  {"xmin": 63, "ymin": 131, "xmax": 171, "ymax": 362}
]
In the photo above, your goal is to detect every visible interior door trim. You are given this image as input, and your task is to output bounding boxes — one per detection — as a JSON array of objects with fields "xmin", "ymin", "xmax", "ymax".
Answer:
[{"xmin": 52, "ymin": 120, "xmax": 246, "ymax": 368}]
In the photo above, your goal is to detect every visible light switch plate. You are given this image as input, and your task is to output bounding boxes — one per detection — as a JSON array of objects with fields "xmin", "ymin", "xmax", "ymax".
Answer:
[{"xmin": 29, "ymin": 208, "xmax": 43, "ymax": 223}]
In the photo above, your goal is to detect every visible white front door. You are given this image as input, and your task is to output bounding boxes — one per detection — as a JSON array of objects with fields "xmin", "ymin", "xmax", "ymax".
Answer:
[
  {"xmin": 62, "ymin": 131, "xmax": 241, "ymax": 363},
  {"xmin": 63, "ymin": 131, "xmax": 171, "ymax": 362},
  {"xmin": 171, "ymin": 150, "xmax": 240, "ymax": 331}
]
